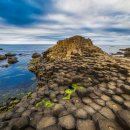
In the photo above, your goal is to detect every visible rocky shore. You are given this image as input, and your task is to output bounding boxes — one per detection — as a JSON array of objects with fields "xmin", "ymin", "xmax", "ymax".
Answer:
[
  {"xmin": 112, "ymin": 47, "xmax": 130, "ymax": 58},
  {"xmin": 0, "ymin": 36, "xmax": 130, "ymax": 130},
  {"xmin": 0, "ymin": 52, "xmax": 18, "ymax": 68}
]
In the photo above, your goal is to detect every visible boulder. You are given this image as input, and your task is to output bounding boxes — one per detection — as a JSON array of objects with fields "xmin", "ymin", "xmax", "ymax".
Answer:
[
  {"xmin": 0, "ymin": 55, "xmax": 6, "ymax": 60},
  {"xmin": 32, "ymin": 53, "xmax": 41, "ymax": 58},
  {"xmin": 124, "ymin": 51, "xmax": 130, "ymax": 57},
  {"xmin": 8, "ymin": 57, "xmax": 18, "ymax": 64},
  {"xmin": 0, "ymin": 64, "xmax": 9, "ymax": 68},
  {"xmin": 5, "ymin": 53, "xmax": 16, "ymax": 57}
]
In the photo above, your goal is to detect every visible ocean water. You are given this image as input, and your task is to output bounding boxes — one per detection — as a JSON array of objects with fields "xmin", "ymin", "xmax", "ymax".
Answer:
[
  {"xmin": 0, "ymin": 44, "xmax": 53, "ymax": 104},
  {"xmin": 0, "ymin": 44, "xmax": 129, "ymax": 104},
  {"xmin": 98, "ymin": 45, "xmax": 130, "ymax": 54}
]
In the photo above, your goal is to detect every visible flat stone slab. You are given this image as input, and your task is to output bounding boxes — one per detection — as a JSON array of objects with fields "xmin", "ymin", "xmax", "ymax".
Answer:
[
  {"xmin": 84, "ymin": 106, "xmax": 96, "ymax": 115},
  {"xmin": 123, "ymin": 101, "xmax": 130, "ymax": 109},
  {"xmin": 77, "ymin": 119, "xmax": 96, "ymax": 130},
  {"xmin": 89, "ymin": 102, "xmax": 102, "ymax": 111},
  {"xmin": 121, "ymin": 94, "xmax": 130, "ymax": 100},
  {"xmin": 94, "ymin": 99, "xmax": 105, "ymax": 107},
  {"xmin": 112, "ymin": 95, "xmax": 124, "ymax": 104},
  {"xmin": 58, "ymin": 114, "xmax": 75, "ymax": 129},
  {"xmin": 99, "ymin": 107, "xmax": 115, "ymax": 119},
  {"xmin": 37, "ymin": 116, "xmax": 56, "ymax": 130},
  {"xmin": 106, "ymin": 101, "xmax": 122, "ymax": 112},
  {"xmin": 42, "ymin": 125, "xmax": 62, "ymax": 130},
  {"xmin": 121, "ymin": 85, "xmax": 130, "ymax": 94},
  {"xmin": 116, "ymin": 110, "xmax": 130, "ymax": 129},
  {"xmin": 97, "ymin": 119, "xmax": 123, "ymax": 130},
  {"xmin": 92, "ymin": 113, "xmax": 106, "ymax": 122},
  {"xmin": 82, "ymin": 97, "xmax": 92, "ymax": 105},
  {"xmin": 101, "ymin": 95, "xmax": 111, "ymax": 101},
  {"xmin": 74, "ymin": 108, "xmax": 88, "ymax": 119}
]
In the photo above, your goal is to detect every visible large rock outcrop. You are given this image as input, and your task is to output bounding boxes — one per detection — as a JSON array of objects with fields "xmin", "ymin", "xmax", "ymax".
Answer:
[{"xmin": 43, "ymin": 35, "xmax": 105, "ymax": 61}]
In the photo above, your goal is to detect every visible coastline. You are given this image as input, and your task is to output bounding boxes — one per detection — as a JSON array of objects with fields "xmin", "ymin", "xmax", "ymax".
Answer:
[{"xmin": 0, "ymin": 36, "xmax": 130, "ymax": 130}]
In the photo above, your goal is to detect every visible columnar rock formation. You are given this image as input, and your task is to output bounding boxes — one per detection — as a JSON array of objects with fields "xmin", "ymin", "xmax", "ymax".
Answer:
[
  {"xmin": 0, "ymin": 36, "xmax": 130, "ymax": 130},
  {"xmin": 43, "ymin": 35, "xmax": 105, "ymax": 61}
]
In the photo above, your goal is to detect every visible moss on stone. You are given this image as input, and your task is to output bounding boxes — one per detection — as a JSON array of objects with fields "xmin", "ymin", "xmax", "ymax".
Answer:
[
  {"xmin": 44, "ymin": 100, "xmax": 54, "ymax": 108},
  {"xmin": 63, "ymin": 84, "xmax": 84, "ymax": 100},
  {"xmin": 27, "ymin": 92, "xmax": 32, "ymax": 98},
  {"xmin": 72, "ymin": 83, "xmax": 80, "ymax": 90},
  {"xmin": 0, "ymin": 55, "xmax": 6, "ymax": 60},
  {"xmin": 35, "ymin": 99, "xmax": 54, "ymax": 108}
]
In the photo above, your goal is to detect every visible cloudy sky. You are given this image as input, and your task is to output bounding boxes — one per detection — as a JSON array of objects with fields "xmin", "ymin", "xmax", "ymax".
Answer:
[{"xmin": 0, "ymin": 0, "xmax": 130, "ymax": 45}]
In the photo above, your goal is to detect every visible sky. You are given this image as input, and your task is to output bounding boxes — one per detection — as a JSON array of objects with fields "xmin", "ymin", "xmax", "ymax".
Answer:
[{"xmin": 0, "ymin": 0, "xmax": 130, "ymax": 45}]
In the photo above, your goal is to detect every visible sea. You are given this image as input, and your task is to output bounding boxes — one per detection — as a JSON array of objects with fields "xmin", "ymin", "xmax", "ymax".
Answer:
[{"xmin": 0, "ymin": 44, "xmax": 129, "ymax": 104}]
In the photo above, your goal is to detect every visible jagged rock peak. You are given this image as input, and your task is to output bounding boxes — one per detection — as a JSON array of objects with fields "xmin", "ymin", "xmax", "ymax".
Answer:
[
  {"xmin": 43, "ymin": 35, "xmax": 105, "ymax": 61},
  {"xmin": 57, "ymin": 35, "xmax": 93, "ymax": 46}
]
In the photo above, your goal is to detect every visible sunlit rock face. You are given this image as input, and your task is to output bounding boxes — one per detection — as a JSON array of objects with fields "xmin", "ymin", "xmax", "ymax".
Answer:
[{"xmin": 43, "ymin": 35, "xmax": 105, "ymax": 61}]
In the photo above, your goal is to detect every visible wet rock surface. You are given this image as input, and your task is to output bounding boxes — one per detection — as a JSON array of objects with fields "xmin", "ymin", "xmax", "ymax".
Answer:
[
  {"xmin": 120, "ymin": 48, "xmax": 130, "ymax": 57},
  {"xmin": 8, "ymin": 57, "xmax": 18, "ymax": 64},
  {"xmin": 112, "ymin": 47, "xmax": 130, "ymax": 58},
  {"xmin": 0, "ymin": 55, "xmax": 6, "ymax": 60},
  {"xmin": 5, "ymin": 53, "xmax": 16, "ymax": 57},
  {"xmin": 32, "ymin": 53, "xmax": 41, "ymax": 58},
  {"xmin": 0, "ymin": 36, "xmax": 130, "ymax": 130}
]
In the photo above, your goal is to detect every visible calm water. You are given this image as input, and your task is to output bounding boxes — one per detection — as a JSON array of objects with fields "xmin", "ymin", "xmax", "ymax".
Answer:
[
  {"xmin": 0, "ymin": 44, "xmax": 129, "ymax": 104},
  {"xmin": 98, "ymin": 45, "xmax": 130, "ymax": 54},
  {"xmin": 0, "ymin": 44, "xmax": 53, "ymax": 104}
]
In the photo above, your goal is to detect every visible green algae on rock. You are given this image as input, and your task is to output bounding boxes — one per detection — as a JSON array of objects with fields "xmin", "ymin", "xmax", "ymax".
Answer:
[
  {"xmin": 8, "ymin": 57, "xmax": 18, "ymax": 64},
  {"xmin": 0, "ymin": 55, "xmax": 6, "ymax": 60}
]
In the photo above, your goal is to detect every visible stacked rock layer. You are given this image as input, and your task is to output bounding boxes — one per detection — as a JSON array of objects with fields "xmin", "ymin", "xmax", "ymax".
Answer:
[{"xmin": 0, "ymin": 36, "xmax": 130, "ymax": 130}]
